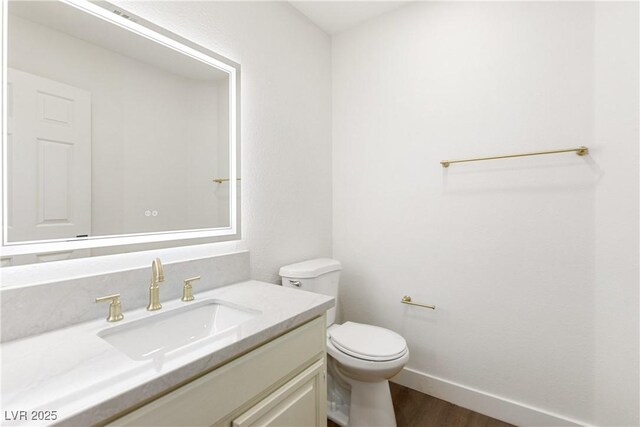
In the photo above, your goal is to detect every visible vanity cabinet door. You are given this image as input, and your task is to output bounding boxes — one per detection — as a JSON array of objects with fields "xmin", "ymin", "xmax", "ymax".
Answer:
[{"xmin": 232, "ymin": 359, "xmax": 326, "ymax": 427}]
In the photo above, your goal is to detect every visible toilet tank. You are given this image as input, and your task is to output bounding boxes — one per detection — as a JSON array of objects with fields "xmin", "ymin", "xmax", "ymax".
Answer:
[{"xmin": 279, "ymin": 258, "xmax": 341, "ymax": 326}]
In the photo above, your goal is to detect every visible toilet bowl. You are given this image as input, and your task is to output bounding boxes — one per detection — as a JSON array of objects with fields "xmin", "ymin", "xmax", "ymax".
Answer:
[
  {"xmin": 326, "ymin": 322, "xmax": 409, "ymax": 427},
  {"xmin": 279, "ymin": 259, "xmax": 409, "ymax": 427}
]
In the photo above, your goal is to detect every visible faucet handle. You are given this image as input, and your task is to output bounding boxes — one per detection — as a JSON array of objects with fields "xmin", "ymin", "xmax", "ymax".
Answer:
[
  {"xmin": 96, "ymin": 294, "xmax": 124, "ymax": 322},
  {"xmin": 181, "ymin": 276, "xmax": 200, "ymax": 302}
]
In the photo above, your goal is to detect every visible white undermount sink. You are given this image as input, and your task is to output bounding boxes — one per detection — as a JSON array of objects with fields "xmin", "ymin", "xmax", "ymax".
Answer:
[{"xmin": 98, "ymin": 300, "xmax": 260, "ymax": 361}]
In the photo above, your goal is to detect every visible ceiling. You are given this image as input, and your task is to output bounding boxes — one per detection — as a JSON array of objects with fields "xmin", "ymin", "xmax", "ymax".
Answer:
[{"xmin": 289, "ymin": 1, "xmax": 410, "ymax": 35}]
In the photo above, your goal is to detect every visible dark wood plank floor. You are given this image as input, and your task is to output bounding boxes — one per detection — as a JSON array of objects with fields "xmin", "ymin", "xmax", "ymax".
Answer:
[{"xmin": 328, "ymin": 382, "xmax": 515, "ymax": 427}]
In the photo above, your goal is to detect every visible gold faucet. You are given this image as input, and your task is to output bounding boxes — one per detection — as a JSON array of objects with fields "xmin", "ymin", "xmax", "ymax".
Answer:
[{"xmin": 147, "ymin": 258, "xmax": 165, "ymax": 311}]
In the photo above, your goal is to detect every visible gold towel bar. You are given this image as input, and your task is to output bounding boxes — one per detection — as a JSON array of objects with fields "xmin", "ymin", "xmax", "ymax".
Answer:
[
  {"xmin": 440, "ymin": 146, "xmax": 589, "ymax": 168},
  {"xmin": 401, "ymin": 295, "xmax": 435, "ymax": 310},
  {"xmin": 212, "ymin": 178, "xmax": 241, "ymax": 184}
]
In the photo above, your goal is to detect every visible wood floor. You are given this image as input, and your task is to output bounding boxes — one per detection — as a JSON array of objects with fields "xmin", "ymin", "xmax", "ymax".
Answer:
[{"xmin": 328, "ymin": 382, "xmax": 515, "ymax": 427}]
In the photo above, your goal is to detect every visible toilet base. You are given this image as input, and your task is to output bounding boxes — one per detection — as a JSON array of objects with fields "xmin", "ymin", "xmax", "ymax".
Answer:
[
  {"xmin": 327, "ymin": 356, "xmax": 397, "ymax": 427},
  {"xmin": 327, "ymin": 378, "xmax": 396, "ymax": 427},
  {"xmin": 347, "ymin": 378, "xmax": 396, "ymax": 427}
]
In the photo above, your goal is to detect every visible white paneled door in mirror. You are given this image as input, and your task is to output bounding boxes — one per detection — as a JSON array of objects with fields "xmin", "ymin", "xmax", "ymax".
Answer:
[{"xmin": 1, "ymin": 0, "xmax": 240, "ymax": 265}]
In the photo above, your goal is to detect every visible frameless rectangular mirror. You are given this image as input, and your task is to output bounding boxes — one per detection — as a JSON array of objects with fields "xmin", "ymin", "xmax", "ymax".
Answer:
[{"xmin": 1, "ymin": 0, "xmax": 240, "ymax": 266}]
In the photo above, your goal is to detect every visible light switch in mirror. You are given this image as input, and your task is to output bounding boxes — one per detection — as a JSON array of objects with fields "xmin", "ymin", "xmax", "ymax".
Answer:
[{"xmin": 1, "ymin": 0, "xmax": 240, "ymax": 266}]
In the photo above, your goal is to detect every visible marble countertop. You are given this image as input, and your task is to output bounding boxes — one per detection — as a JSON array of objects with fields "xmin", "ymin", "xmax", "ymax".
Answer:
[{"xmin": 1, "ymin": 281, "xmax": 334, "ymax": 426}]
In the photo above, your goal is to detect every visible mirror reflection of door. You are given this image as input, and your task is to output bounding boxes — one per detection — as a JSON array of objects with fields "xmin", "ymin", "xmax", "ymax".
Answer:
[{"xmin": 6, "ymin": 68, "xmax": 91, "ymax": 265}]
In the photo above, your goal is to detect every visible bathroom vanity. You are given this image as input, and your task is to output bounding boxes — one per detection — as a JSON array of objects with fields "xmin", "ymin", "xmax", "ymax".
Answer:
[
  {"xmin": 110, "ymin": 314, "xmax": 326, "ymax": 426},
  {"xmin": 0, "ymin": 281, "xmax": 333, "ymax": 426}
]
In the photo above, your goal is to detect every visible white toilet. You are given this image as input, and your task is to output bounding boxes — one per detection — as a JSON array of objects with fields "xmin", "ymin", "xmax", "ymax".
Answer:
[{"xmin": 279, "ymin": 259, "xmax": 409, "ymax": 427}]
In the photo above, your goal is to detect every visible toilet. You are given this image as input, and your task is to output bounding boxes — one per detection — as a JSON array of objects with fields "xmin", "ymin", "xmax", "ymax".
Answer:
[{"xmin": 279, "ymin": 259, "xmax": 409, "ymax": 427}]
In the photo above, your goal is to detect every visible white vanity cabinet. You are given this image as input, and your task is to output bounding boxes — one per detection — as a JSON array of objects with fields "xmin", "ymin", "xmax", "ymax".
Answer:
[{"xmin": 107, "ymin": 316, "xmax": 327, "ymax": 427}]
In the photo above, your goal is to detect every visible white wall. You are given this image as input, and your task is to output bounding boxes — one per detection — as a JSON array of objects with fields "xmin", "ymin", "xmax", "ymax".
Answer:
[
  {"xmin": 332, "ymin": 2, "xmax": 638, "ymax": 426},
  {"xmin": 592, "ymin": 2, "xmax": 640, "ymax": 424}
]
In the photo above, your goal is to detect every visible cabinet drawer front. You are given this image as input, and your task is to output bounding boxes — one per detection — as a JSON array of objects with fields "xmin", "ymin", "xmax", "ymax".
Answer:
[
  {"xmin": 232, "ymin": 359, "xmax": 325, "ymax": 427},
  {"xmin": 109, "ymin": 316, "xmax": 325, "ymax": 427}
]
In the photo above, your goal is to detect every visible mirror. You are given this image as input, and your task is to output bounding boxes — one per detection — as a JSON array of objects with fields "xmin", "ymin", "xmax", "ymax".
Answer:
[{"xmin": 1, "ymin": 0, "xmax": 240, "ymax": 265}]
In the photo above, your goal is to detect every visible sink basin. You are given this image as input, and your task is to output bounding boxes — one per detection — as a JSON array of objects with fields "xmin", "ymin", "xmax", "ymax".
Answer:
[{"xmin": 98, "ymin": 300, "xmax": 259, "ymax": 361}]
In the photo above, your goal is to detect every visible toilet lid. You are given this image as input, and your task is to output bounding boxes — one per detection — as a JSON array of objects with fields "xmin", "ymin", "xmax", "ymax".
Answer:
[{"xmin": 329, "ymin": 322, "xmax": 407, "ymax": 362}]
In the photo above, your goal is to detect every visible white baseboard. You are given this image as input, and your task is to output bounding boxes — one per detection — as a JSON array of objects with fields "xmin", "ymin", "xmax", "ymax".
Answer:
[{"xmin": 391, "ymin": 367, "xmax": 587, "ymax": 427}]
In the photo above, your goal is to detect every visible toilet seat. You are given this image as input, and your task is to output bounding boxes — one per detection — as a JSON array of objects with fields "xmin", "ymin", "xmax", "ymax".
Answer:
[
  {"xmin": 329, "ymin": 322, "xmax": 408, "ymax": 362},
  {"xmin": 326, "ymin": 327, "xmax": 410, "ymax": 384}
]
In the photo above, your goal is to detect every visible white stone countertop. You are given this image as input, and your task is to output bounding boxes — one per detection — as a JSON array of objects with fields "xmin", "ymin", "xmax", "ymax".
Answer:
[{"xmin": 0, "ymin": 281, "xmax": 334, "ymax": 426}]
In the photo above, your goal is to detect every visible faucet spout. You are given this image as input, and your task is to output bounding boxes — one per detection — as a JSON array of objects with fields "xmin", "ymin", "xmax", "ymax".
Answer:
[
  {"xmin": 151, "ymin": 258, "xmax": 164, "ymax": 286},
  {"xmin": 147, "ymin": 258, "xmax": 164, "ymax": 311}
]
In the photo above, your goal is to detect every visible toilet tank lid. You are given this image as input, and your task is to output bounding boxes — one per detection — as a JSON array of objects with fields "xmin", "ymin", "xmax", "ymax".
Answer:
[{"xmin": 279, "ymin": 258, "xmax": 342, "ymax": 278}]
